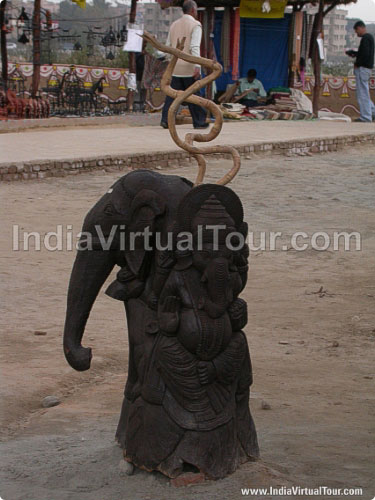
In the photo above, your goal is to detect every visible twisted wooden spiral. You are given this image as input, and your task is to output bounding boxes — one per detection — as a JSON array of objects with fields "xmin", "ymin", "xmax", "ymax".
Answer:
[{"xmin": 142, "ymin": 30, "xmax": 241, "ymax": 186}]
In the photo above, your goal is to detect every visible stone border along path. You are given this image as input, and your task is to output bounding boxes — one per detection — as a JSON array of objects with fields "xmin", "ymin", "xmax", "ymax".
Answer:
[{"xmin": 1, "ymin": 132, "xmax": 375, "ymax": 182}]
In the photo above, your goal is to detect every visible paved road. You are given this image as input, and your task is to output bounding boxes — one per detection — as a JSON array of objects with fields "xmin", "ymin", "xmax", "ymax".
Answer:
[{"xmin": 1, "ymin": 120, "xmax": 374, "ymax": 164}]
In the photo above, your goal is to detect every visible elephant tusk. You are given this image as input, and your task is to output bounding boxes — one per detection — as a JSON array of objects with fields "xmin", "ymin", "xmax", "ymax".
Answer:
[{"xmin": 142, "ymin": 31, "xmax": 241, "ymax": 186}]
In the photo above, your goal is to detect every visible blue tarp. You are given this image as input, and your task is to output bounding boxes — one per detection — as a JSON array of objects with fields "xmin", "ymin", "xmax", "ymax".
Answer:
[{"xmin": 213, "ymin": 12, "xmax": 291, "ymax": 92}]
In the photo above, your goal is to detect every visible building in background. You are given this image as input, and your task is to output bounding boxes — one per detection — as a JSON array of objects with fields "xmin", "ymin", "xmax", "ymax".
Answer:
[
  {"xmin": 323, "ymin": 7, "xmax": 348, "ymax": 61},
  {"xmin": 141, "ymin": 3, "xmax": 181, "ymax": 42},
  {"xmin": 346, "ymin": 17, "xmax": 362, "ymax": 49}
]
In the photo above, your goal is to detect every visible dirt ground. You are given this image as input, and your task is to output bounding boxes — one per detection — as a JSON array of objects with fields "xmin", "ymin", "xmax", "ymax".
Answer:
[{"xmin": 1, "ymin": 146, "xmax": 374, "ymax": 500}]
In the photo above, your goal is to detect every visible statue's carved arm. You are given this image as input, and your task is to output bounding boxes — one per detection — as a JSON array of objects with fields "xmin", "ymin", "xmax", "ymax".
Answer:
[
  {"xmin": 212, "ymin": 332, "xmax": 247, "ymax": 385},
  {"xmin": 228, "ymin": 298, "xmax": 248, "ymax": 332},
  {"xmin": 158, "ymin": 295, "xmax": 180, "ymax": 335},
  {"xmin": 157, "ymin": 273, "xmax": 181, "ymax": 335}
]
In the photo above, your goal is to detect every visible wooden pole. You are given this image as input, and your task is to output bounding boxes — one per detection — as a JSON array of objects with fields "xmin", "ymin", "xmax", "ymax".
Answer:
[
  {"xmin": 127, "ymin": 0, "xmax": 137, "ymax": 111},
  {"xmin": 206, "ymin": 6, "xmax": 215, "ymax": 102},
  {"xmin": 0, "ymin": 0, "xmax": 8, "ymax": 85},
  {"xmin": 287, "ymin": 6, "xmax": 296, "ymax": 88},
  {"xmin": 31, "ymin": 0, "xmax": 41, "ymax": 97},
  {"xmin": 312, "ymin": 0, "xmax": 324, "ymax": 116}
]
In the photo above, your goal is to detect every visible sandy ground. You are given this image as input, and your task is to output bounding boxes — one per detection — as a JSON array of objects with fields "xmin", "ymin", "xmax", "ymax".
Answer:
[{"xmin": 1, "ymin": 146, "xmax": 374, "ymax": 500}]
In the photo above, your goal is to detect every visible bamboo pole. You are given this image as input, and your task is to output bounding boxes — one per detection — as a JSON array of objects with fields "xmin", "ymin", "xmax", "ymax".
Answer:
[
  {"xmin": 127, "ymin": 0, "xmax": 137, "ymax": 111},
  {"xmin": 31, "ymin": 0, "xmax": 41, "ymax": 97},
  {"xmin": 312, "ymin": 0, "xmax": 324, "ymax": 116}
]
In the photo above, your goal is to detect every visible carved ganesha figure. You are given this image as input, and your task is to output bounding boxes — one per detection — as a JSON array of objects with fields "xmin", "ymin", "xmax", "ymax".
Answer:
[
  {"xmin": 63, "ymin": 172, "xmax": 259, "ymax": 479},
  {"xmin": 114, "ymin": 183, "xmax": 259, "ymax": 479}
]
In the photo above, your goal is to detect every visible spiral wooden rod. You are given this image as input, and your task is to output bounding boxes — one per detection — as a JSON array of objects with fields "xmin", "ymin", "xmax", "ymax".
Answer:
[{"xmin": 142, "ymin": 31, "xmax": 241, "ymax": 186}]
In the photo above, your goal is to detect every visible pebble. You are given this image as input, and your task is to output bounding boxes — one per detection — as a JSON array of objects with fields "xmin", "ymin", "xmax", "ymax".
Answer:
[
  {"xmin": 261, "ymin": 400, "xmax": 271, "ymax": 410},
  {"xmin": 118, "ymin": 460, "xmax": 134, "ymax": 476},
  {"xmin": 279, "ymin": 341, "xmax": 289, "ymax": 345},
  {"xmin": 42, "ymin": 396, "xmax": 61, "ymax": 408},
  {"xmin": 155, "ymin": 166, "xmax": 162, "ymax": 170},
  {"xmin": 332, "ymin": 341, "xmax": 339, "ymax": 348},
  {"xmin": 34, "ymin": 331, "xmax": 47, "ymax": 336}
]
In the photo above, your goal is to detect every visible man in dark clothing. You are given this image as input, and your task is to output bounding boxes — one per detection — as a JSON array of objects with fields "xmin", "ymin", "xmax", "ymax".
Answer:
[{"xmin": 347, "ymin": 20, "xmax": 375, "ymax": 122}]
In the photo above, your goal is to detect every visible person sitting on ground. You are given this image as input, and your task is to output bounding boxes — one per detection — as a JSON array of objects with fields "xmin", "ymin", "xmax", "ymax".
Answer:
[{"xmin": 233, "ymin": 69, "xmax": 267, "ymax": 108}]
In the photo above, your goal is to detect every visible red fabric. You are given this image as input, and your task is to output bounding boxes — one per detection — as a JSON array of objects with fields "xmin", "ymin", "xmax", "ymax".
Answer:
[
  {"xmin": 221, "ymin": 7, "xmax": 231, "ymax": 73},
  {"xmin": 241, "ymin": 109, "xmax": 257, "ymax": 117},
  {"xmin": 231, "ymin": 8, "xmax": 240, "ymax": 81}
]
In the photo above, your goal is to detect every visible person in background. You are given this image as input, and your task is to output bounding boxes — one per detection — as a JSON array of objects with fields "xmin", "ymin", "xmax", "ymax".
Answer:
[
  {"xmin": 346, "ymin": 20, "xmax": 375, "ymax": 122},
  {"xmin": 234, "ymin": 69, "xmax": 267, "ymax": 108},
  {"xmin": 160, "ymin": 0, "xmax": 208, "ymax": 130}
]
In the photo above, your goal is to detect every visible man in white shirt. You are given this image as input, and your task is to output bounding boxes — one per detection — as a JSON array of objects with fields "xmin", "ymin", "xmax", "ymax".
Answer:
[{"xmin": 160, "ymin": 0, "xmax": 209, "ymax": 129}]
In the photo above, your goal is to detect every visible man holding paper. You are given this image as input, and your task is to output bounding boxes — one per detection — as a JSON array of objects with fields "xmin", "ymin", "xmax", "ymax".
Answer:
[
  {"xmin": 160, "ymin": 0, "xmax": 208, "ymax": 129},
  {"xmin": 346, "ymin": 20, "xmax": 375, "ymax": 122}
]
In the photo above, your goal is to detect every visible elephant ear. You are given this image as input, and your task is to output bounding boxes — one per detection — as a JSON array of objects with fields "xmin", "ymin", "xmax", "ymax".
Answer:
[{"xmin": 125, "ymin": 189, "xmax": 166, "ymax": 276}]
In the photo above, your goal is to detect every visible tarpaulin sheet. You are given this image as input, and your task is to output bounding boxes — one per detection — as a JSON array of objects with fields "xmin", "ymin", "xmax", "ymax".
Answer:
[{"xmin": 213, "ymin": 12, "xmax": 291, "ymax": 92}]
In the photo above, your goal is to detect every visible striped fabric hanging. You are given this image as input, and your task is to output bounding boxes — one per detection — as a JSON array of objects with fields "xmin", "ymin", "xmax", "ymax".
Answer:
[
  {"xmin": 231, "ymin": 8, "xmax": 240, "ymax": 81},
  {"xmin": 221, "ymin": 7, "xmax": 231, "ymax": 73}
]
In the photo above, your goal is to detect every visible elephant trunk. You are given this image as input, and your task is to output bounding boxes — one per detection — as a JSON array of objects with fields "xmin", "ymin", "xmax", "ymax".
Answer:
[
  {"xmin": 63, "ymin": 249, "xmax": 115, "ymax": 371},
  {"xmin": 202, "ymin": 257, "xmax": 232, "ymax": 319}
]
